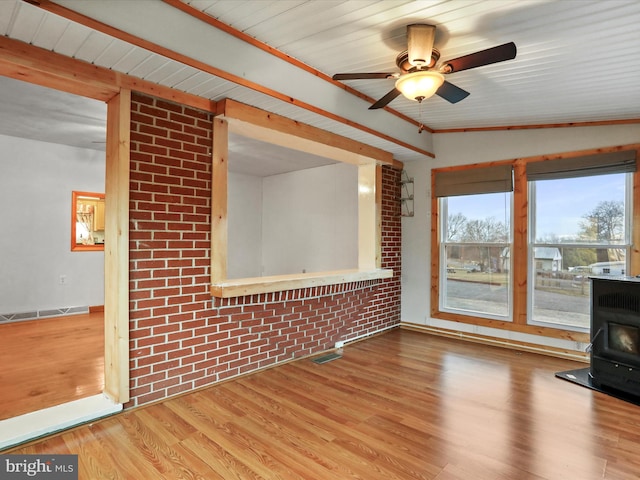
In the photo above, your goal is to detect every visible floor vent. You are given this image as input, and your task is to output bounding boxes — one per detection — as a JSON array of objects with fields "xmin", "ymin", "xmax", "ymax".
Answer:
[{"xmin": 311, "ymin": 352, "xmax": 342, "ymax": 364}]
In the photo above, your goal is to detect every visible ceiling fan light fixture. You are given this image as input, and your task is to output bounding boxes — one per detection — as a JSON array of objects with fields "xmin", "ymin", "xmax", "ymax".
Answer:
[
  {"xmin": 395, "ymin": 70, "xmax": 444, "ymax": 102},
  {"xmin": 333, "ymin": 24, "xmax": 515, "ymax": 110}
]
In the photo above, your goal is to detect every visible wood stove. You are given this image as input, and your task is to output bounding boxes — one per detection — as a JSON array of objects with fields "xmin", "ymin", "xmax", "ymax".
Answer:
[{"xmin": 590, "ymin": 276, "xmax": 640, "ymax": 397}]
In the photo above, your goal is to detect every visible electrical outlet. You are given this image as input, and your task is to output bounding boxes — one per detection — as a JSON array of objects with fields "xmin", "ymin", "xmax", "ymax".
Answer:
[{"xmin": 59, "ymin": 275, "xmax": 67, "ymax": 285}]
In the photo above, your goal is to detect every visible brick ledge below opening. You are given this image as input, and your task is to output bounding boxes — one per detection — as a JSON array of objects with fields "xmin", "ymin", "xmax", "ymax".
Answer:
[{"xmin": 211, "ymin": 268, "xmax": 393, "ymax": 298}]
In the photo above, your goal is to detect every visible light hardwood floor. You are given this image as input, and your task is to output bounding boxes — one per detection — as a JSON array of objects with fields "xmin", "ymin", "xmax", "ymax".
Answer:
[
  {"xmin": 6, "ymin": 328, "xmax": 640, "ymax": 479},
  {"xmin": 0, "ymin": 312, "xmax": 104, "ymax": 420}
]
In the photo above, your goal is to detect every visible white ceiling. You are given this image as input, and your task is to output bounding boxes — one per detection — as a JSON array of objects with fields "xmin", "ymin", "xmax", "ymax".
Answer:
[
  {"xmin": 228, "ymin": 132, "xmax": 336, "ymax": 176},
  {"xmin": 1, "ymin": 0, "xmax": 639, "ymax": 163},
  {"xmin": 0, "ymin": 75, "xmax": 106, "ymax": 151}
]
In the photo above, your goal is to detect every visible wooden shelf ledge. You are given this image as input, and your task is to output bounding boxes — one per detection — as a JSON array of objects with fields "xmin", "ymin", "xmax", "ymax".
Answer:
[{"xmin": 210, "ymin": 269, "xmax": 394, "ymax": 298}]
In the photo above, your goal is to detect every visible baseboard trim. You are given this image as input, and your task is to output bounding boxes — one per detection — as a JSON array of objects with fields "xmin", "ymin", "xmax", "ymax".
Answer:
[
  {"xmin": 400, "ymin": 322, "xmax": 589, "ymax": 363},
  {"xmin": 0, "ymin": 305, "xmax": 91, "ymax": 324},
  {"xmin": 0, "ymin": 394, "xmax": 122, "ymax": 452}
]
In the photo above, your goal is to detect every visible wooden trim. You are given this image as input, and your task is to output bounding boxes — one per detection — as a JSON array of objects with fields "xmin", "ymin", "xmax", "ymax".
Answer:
[
  {"xmin": 211, "ymin": 269, "xmax": 393, "ymax": 298},
  {"xmin": 0, "ymin": 35, "xmax": 117, "ymax": 102},
  {"xmin": 0, "ymin": 36, "xmax": 214, "ymax": 112},
  {"xmin": 430, "ymin": 171, "xmax": 440, "ymax": 319},
  {"xmin": 632, "ymin": 151, "xmax": 640, "ymax": 275},
  {"xmin": 521, "ymin": 144, "xmax": 640, "ymax": 165},
  {"xmin": 216, "ymin": 99, "xmax": 398, "ymax": 168},
  {"xmin": 430, "ymin": 144, "xmax": 640, "ymax": 340},
  {"xmin": 512, "ymin": 160, "xmax": 528, "ymax": 326},
  {"xmin": 89, "ymin": 305, "xmax": 105, "ymax": 313},
  {"xmin": 376, "ymin": 164, "xmax": 383, "ymax": 268},
  {"xmin": 358, "ymin": 163, "xmax": 378, "ymax": 270},
  {"xmin": 211, "ymin": 117, "xmax": 228, "ymax": 285},
  {"xmin": 103, "ymin": 89, "xmax": 131, "ymax": 404},
  {"xmin": 118, "ymin": 78, "xmax": 215, "ymax": 114},
  {"xmin": 401, "ymin": 323, "xmax": 589, "ymax": 362},
  {"xmin": 32, "ymin": 1, "xmax": 432, "ymax": 159},
  {"xmin": 434, "ymin": 118, "xmax": 640, "ymax": 134},
  {"xmin": 430, "ymin": 311, "xmax": 590, "ymax": 342}
]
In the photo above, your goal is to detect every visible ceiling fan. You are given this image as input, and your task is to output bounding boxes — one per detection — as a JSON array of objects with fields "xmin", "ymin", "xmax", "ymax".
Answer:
[{"xmin": 332, "ymin": 24, "xmax": 517, "ymax": 110}]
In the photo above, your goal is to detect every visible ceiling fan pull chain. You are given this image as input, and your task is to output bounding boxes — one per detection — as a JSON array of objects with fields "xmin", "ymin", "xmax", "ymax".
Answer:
[{"xmin": 418, "ymin": 102, "xmax": 425, "ymax": 133}]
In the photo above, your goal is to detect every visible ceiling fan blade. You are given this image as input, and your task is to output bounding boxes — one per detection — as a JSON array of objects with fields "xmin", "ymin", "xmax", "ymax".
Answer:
[
  {"xmin": 436, "ymin": 81, "xmax": 470, "ymax": 104},
  {"xmin": 369, "ymin": 88, "xmax": 402, "ymax": 110},
  {"xmin": 332, "ymin": 73, "xmax": 396, "ymax": 80},
  {"xmin": 443, "ymin": 42, "xmax": 516, "ymax": 73}
]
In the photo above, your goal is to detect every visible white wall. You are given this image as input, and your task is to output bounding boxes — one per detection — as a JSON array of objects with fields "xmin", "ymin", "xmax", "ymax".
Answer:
[
  {"xmin": 261, "ymin": 162, "xmax": 358, "ymax": 276},
  {"xmin": 0, "ymin": 134, "xmax": 105, "ymax": 315},
  {"xmin": 228, "ymin": 171, "xmax": 263, "ymax": 279},
  {"xmin": 431, "ymin": 124, "xmax": 640, "ymax": 168},
  {"xmin": 401, "ymin": 124, "xmax": 640, "ymax": 350}
]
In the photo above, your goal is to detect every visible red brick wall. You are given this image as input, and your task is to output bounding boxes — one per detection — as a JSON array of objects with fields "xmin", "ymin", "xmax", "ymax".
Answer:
[{"xmin": 128, "ymin": 93, "xmax": 401, "ymax": 408}]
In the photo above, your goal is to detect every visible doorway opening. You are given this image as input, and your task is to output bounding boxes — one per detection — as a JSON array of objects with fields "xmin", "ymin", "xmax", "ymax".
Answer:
[{"xmin": 0, "ymin": 75, "xmax": 124, "ymax": 449}]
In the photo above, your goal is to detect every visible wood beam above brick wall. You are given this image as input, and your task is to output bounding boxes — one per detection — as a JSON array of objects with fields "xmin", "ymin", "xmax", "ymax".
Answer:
[
  {"xmin": 0, "ymin": 36, "xmax": 215, "ymax": 112},
  {"xmin": 215, "ymin": 98, "xmax": 401, "ymax": 169}
]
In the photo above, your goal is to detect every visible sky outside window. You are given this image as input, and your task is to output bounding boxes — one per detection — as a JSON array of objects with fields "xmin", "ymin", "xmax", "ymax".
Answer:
[
  {"xmin": 447, "ymin": 192, "xmax": 510, "ymax": 228},
  {"xmin": 447, "ymin": 174, "xmax": 625, "ymax": 241},
  {"xmin": 533, "ymin": 173, "xmax": 625, "ymax": 240}
]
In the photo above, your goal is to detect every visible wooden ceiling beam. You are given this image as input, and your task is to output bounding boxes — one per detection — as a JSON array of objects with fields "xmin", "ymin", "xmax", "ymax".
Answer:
[
  {"xmin": 0, "ymin": 36, "xmax": 215, "ymax": 112},
  {"xmin": 216, "ymin": 98, "xmax": 399, "ymax": 168}
]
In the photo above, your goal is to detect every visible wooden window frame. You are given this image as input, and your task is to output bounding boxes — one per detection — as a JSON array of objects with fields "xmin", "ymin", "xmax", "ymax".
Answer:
[{"xmin": 431, "ymin": 145, "xmax": 640, "ymax": 344}]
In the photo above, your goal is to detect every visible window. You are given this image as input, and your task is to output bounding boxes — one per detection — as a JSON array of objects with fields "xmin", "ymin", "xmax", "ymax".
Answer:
[
  {"xmin": 440, "ymin": 192, "xmax": 513, "ymax": 319},
  {"xmin": 432, "ymin": 147, "xmax": 637, "ymax": 341},
  {"xmin": 436, "ymin": 165, "xmax": 513, "ymax": 320},
  {"xmin": 528, "ymin": 172, "xmax": 631, "ymax": 330}
]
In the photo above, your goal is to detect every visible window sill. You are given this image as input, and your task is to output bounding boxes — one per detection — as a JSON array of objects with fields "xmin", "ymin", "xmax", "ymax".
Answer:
[{"xmin": 210, "ymin": 268, "xmax": 394, "ymax": 298}]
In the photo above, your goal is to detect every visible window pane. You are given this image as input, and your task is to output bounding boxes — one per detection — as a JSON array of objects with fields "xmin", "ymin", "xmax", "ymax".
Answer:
[
  {"xmin": 443, "ymin": 245, "xmax": 510, "ymax": 317},
  {"xmin": 534, "ymin": 174, "xmax": 626, "ymax": 244},
  {"xmin": 531, "ymin": 247, "xmax": 626, "ymax": 329},
  {"xmin": 441, "ymin": 191, "xmax": 512, "ymax": 320},
  {"xmin": 446, "ymin": 192, "xmax": 511, "ymax": 243},
  {"xmin": 530, "ymin": 172, "xmax": 629, "ymax": 331}
]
